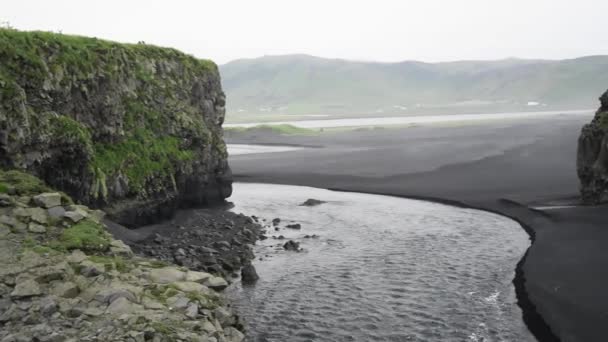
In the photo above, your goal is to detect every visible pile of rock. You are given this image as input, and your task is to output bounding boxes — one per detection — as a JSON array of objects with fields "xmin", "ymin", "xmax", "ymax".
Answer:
[
  {"xmin": 130, "ymin": 211, "xmax": 262, "ymax": 280},
  {"xmin": 0, "ymin": 173, "xmax": 244, "ymax": 342}
]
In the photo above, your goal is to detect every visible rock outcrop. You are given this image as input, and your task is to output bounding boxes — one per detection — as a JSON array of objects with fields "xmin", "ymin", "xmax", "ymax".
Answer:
[
  {"xmin": 0, "ymin": 170, "xmax": 244, "ymax": 342},
  {"xmin": 577, "ymin": 89, "xmax": 608, "ymax": 203},
  {"xmin": 0, "ymin": 29, "xmax": 231, "ymax": 227}
]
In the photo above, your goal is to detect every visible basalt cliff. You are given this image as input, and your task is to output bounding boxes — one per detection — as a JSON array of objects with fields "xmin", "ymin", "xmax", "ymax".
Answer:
[
  {"xmin": 577, "ymin": 89, "xmax": 608, "ymax": 203},
  {"xmin": 0, "ymin": 29, "xmax": 232, "ymax": 227}
]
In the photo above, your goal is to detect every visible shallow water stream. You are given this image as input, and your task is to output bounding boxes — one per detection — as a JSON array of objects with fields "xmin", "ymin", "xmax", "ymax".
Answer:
[{"xmin": 226, "ymin": 183, "xmax": 535, "ymax": 342}]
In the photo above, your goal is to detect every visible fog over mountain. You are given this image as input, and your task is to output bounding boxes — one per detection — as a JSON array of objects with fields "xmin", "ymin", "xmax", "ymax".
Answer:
[{"xmin": 221, "ymin": 54, "xmax": 608, "ymax": 115}]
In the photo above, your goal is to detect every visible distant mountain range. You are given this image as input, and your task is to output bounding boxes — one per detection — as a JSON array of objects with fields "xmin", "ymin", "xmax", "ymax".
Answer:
[{"xmin": 220, "ymin": 54, "xmax": 608, "ymax": 116}]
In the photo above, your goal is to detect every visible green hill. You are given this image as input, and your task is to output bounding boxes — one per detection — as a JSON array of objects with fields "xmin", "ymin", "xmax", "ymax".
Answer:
[{"xmin": 220, "ymin": 54, "xmax": 608, "ymax": 116}]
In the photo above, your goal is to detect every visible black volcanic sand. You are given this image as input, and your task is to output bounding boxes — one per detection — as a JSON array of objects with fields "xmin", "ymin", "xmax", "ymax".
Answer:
[
  {"xmin": 105, "ymin": 209, "xmax": 263, "ymax": 279},
  {"xmin": 227, "ymin": 113, "xmax": 608, "ymax": 342}
]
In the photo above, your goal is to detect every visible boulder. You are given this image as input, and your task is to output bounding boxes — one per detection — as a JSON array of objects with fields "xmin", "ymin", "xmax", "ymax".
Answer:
[
  {"xmin": 12, "ymin": 207, "xmax": 30, "ymax": 220},
  {"xmin": 0, "ymin": 215, "xmax": 26, "ymax": 232},
  {"xmin": 79, "ymin": 261, "xmax": 105, "ymax": 277},
  {"xmin": 34, "ymin": 263, "xmax": 69, "ymax": 283},
  {"xmin": 32, "ymin": 193, "xmax": 62, "ymax": 209},
  {"xmin": 39, "ymin": 297, "xmax": 58, "ymax": 316},
  {"xmin": 166, "ymin": 295, "xmax": 190, "ymax": 310},
  {"xmin": 63, "ymin": 209, "xmax": 87, "ymax": 223},
  {"xmin": 171, "ymin": 281, "xmax": 208, "ymax": 293},
  {"xmin": 109, "ymin": 240, "xmax": 133, "ymax": 257},
  {"xmin": 27, "ymin": 207, "xmax": 48, "ymax": 224},
  {"xmin": 286, "ymin": 223, "xmax": 301, "ymax": 229},
  {"xmin": 0, "ymin": 194, "xmax": 12, "ymax": 207},
  {"xmin": 50, "ymin": 281, "xmax": 80, "ymax": 298},
  {"xmin": 224, "ymin": 327, "xmax": 245, "ymax": 342},
  {"xmin": 147, "ymin": 267, "xmax": 186, "ymax": 284},
  {"xmin": 142, "ymin": 296, "xmax": 165, "ymax": 310},
  {"xmin": 106, "ymin": 297, "xmax": 141, "ymax": 315},
  {"xmin": 186, "ymin": 271, "xmax": 213, "ymax": 284},
  {"xmin": 213, "ymin": 307, "xmax": 235, "ymax": 326},
  {"xmin": 84, "ymin": 307, "xmax": 104, "ymax": 317},
  {"xmin": 204, "ymin": 276, "xmax": 229, "ymax": 291},
  {"xmin": 283, "ymin": 240, "xmax": 300, "ymax": 251},
  {"xmin": 10, "ymin": 279, "xmax": 42, "ymax": 298},
  {"xmin": 300, "ymin": 198, "xmax": 326, "ymax": 206},
  {"xmin": 185, "ymin": 303, "xmax": 199, "ymax": 318},
  {"xmin": 47, "ymin": 206, "xmax": 66, "ymax": 219},
  {"xmin": 28, "ymin": 222, "xmax": 47, "ymax": 233},
  {"xmin": 66, "ymin": 250, "xmax": 87, "ymax": 263},
  {"xmin": 94, "ymin": 288, "xmax": 137, "ymax": 305},
  {"xmin": 241, "ymin": 264, "xmax": 259, "ymax": 284}
]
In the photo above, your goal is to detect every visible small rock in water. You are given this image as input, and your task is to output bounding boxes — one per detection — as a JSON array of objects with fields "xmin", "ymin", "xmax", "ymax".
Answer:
[
  {"xmin": 272, "ymin": 218, "xmax": 281, "ymax": 226},
  {"xmin": 286, "ymin": 223, "xmax": 301, "ymax": 230},
  {"xmin": 241, "ymin": 263, "xmax": 259, "ymax": 284},
  {"xmin": 300, "ymin": 198, "xmax": 326, "ymax": 207},
  {"xmin": 283, "ymin": 240, "xmax": 300, "ymax": 251}
]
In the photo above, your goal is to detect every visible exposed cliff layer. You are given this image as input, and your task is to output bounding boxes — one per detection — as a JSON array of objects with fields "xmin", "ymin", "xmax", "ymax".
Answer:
[
  {"xmin": 0, "ymin": 29, "xmax": 232, "ymax": 226},
  {"xmin": 577, "ymin": 89, "xmax": 608, "ymax": 203}
]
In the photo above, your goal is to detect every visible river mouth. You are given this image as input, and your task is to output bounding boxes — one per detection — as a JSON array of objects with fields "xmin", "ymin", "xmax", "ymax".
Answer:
[{"xmin": 226, "ymin": 183, "xmax": 535, "ymax": 342}]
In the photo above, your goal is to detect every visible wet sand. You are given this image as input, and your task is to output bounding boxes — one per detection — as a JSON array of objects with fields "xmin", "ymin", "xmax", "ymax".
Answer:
[{"xmin": 226, "ymin": 113, "xmax": 608, "ymax": 342}]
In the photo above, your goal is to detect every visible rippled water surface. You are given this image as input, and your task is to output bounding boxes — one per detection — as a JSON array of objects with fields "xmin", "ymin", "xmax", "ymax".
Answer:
[{"xmin": 226, "ymin": 183, "xmax": 535, "ymax": 342}]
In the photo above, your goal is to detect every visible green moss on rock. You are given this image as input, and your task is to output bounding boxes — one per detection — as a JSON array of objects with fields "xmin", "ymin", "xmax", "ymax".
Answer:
[
  {"xmin": 0, "ymin": 169, "xmax": 73, "ymax": 204},
  {"xmin": 58, "ymin": 219, "xmax": 111, "ymax": 252},
  {"xmin": 88, "ymin": 255, "xmax": 131, "ymax": 273},
  {"xmin": 0, "ymin": 28, "xmax": 231, "ymax": 226},
  {"xmin": 50, "ymin": 115, "xmax": 94, "ymax": 154},
  {"xmin": 92, "ymin": 129, "xmax": 195, "ymax": 192},
  {"xmin": 596, "ymin": 111, "xmax": 608, "ymax": 131},
  {"xmin": 0, "ymin": 169, "xmax": 52, "ymax": 195}
]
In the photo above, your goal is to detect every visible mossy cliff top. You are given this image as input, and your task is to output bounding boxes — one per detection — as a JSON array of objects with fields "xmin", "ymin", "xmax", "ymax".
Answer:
[{"xmin": 0, "ymin": 29, "xmax": 232, "ymax": 227}]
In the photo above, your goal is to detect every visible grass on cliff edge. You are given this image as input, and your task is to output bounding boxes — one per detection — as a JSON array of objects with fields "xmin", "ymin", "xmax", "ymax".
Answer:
[{"xmin": 0, "ymin": 28, "xmax": 217, "ymax": 87}]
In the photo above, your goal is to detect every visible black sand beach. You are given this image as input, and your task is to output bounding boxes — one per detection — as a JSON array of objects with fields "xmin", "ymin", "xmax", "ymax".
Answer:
[{"xmin": 227, "ymin": 113, "xmax": 608, "ymax": 342}]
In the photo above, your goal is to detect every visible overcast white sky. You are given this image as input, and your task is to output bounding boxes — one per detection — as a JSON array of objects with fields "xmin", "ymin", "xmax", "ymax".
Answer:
[{"xmin": 3, "ymin": 0, "xmax": 608, "ymax": 64}]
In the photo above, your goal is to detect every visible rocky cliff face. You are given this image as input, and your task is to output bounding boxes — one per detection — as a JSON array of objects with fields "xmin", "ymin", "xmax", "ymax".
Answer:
[
  {"xmin": 577, "ymin": 89, "xmax": 608, "ymax": 203},
  {"xmin": 0, "ymin": 29, "xmax": 232, "ymax": 226}
]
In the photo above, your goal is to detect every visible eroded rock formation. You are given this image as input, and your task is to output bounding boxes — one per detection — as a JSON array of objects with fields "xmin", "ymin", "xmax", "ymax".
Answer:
[
  {"xmin": 0, "ymin": 29, "xmax": 232, "ymax": 226},
  {"xmin": 577, "ymin": 89, "xmax": 608, "ymax": 203}
]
